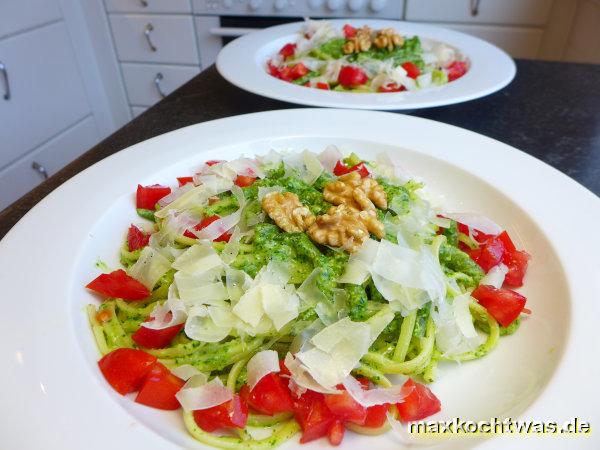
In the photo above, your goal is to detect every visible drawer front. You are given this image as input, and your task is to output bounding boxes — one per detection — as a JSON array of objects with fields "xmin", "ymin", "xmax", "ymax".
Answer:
[
  {"xmin": 444, "ymin": 24, "xmax": 543, "ymax": 58},
  {"xmin": 131, "ymin": 106, "xmax": 148, "ymax": 117},
  {"xmin": 104, "ymin": 0, "xmax": 191, "ymax": 14},
  {"xmin": 110, "ymin": 14, "xmax": 199, "ymax": 64},
  {"xmin": 406, "ymin": 0, "xmax": 554, "ymax": 26},
  {"xmin": 0, "ymin": 116, "xmax": 99, "ymax": 211},
  {"xmin": 0, "ymin": 22, "xmax": 91, "ymax": 169},
  {"xmin": 0, "ymin": 0, "xmax": 61, "ymax": 39},
  {"xmin": 122, "ymin": 63, "xmax": 199, "ymax": 106}
]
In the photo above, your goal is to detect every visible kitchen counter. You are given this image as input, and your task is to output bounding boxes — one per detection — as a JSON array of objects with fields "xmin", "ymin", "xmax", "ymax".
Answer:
[{"xmin": 1, "ymin": 60, "xmax": 599, "ymax": 238}]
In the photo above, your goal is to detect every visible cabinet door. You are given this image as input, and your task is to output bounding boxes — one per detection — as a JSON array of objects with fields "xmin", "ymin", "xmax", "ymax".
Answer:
[
  {"xmin": 406, "ymin": 0, "xmax": 554, "ymax": 26},
  {"xmin": 110, "ymin": 14, "xmax": 199, "ymax": 64},
  {"xmin": 0, "ymin": 116, "xmax": 98, "ymax": 211},
  {"xmin": 0, "ymin": 0, "xmax": 61, "ymax": 39},
  {"xmin": 0, "ymin": 22, "xmax": 91, "ymax": 169},
  {"xmin": 122, "ymin": 63, "xmax": 199, "ymax": 106},
  {"xmin": 444, "ymin": 24, "xmax": 543, "ymax": 58},
  {"xmin": 104, "ymin": 0, "xmax": 191, "ymax": 14}
]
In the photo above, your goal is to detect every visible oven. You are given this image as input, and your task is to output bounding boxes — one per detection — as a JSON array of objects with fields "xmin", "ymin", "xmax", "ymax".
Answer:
[{"xmin": 193, "ymin": 0, "xmax": 403, "ymax": 68}]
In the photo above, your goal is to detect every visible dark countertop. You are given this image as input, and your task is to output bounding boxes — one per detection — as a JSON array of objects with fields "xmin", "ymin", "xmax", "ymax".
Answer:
[{"xmin": 1, "ymin": 60, "xmax": 599, "ymax": 238}]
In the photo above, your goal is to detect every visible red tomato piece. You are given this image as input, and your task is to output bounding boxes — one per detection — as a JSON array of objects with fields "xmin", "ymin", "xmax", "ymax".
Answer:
[
  {"xmin": 378, "ymin": 82, "xmax": 406, "ymax": 93},
  {"xmin": 279, "ymin": 43, "xmax": 296, "ymax": 60},
  {"xmin": 496, "ymin": 231, "xmax": 516, "ymax": 253},
  {"xmin": 468, "ymin": 237, "xmax": 505, "ymax": 273},
  {"xmin": 338, "ymin": 66, "xmax": 368, "ymax": 88},
  {"xmin": 86, "ymin": 269, "xmax": 150, "ymax": 301},
  {"xmin": 316, "ymin": 82, "xmax": 330, "ymax": 90},
  {"xmin": 502, "ymin": 250, "xmax": 530, "ymax": 288},
  {"xmin": 472, "ymin": 285, "xmax": 527, "ymax": 327},
  {"xmin": 343, "ymin": 24, "xmax": 357, "ymax": 38},
  {"xmin": 136, "ymin": 184, "xmax": 171, "ymax": 210},
  {"xmin": 327, "ymin": 419, "xmax": 345, "ymax": 446},
  {"xmin": 234, "ymin": 175, "xmax": 257, "ymax": 187},
  {"xmin": 135, "ymin": 362, "xmax": 185, "ymax": 410},
  {"xmin": 205, "ymin": 160, "xmax": 223, "ymax": 166},
  {"xmin": 332, "ymin": 160, "xmax": 369, "ymax": 177},
  {"xmin": 127, "ymin": 224, "xmax": 150, "ymax": 252},
  {"xmin": 183, "ymin": 215, "xmax": 231, "ymax": 242},
  {"xmin": 132, "ymin": 318, "xmax": 184, "ymax": 349},
  {"xmin": 324, "ymin": 390, "xmax": 367, "ymax": 423},
  {"xmin": 294, "ymin": 391, "xmax": 336, "ymax": 444},
  {"xmin": 279, "ymin": 360, "xmax": 291, "ymax": 377},
  {"xmin": 362, "ymin": 404, "xmax": 390, "ymax": 428},
  {"xmin": 177, "ymin": 176, "xmax": 194, "ymax": 187},
  {"xmin": 267, "ymin": 61, "xmax": 292, "ymax": 81},
  {"xmin": 402, "ymin": 61, "xmax": 421, "ymax": 79},
  {"xmin": 397, "ymin": 379, "xmax": 441, "ymax": 422},
  {"xmin": 239, "ymin": 373, "xmax": 294, "ymax": 415},
  {"xmin": 98, "ymin": 348, "xmax": 157, "ymax": 395},
  {"xmin": 193, "ymin": 395, "xmax": 249, "ymax": 432},
  {"xmin": 447, "ymin": 61, "xmax": 468, "ymax": 81},
  {"xmin": 290, "ymin": 63, "xmax": 309, "ymax": 80}
]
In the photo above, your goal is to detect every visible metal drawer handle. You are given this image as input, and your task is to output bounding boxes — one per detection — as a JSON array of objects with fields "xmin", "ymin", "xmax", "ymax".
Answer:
[
  {"xmin": 154, "ymin": 72, "xmax": 166, "ymax": 98},
  {"xmin": 470, "ymin": 0, "xmax": 481, "ymax": 16},
  {"xmin": 140, "ymin": 0, "xmax": 148, "ymax": 6},
  {"xmin": 32, "ymin": 162, "xmax": 49, "ymax": 180},
  {"xmin": 0, "ymin": 61, "xmax": 10, "ymax": 100},
  {"xmin": 144, "ymin": 23, "xmax": 157, "ymax": 52}
]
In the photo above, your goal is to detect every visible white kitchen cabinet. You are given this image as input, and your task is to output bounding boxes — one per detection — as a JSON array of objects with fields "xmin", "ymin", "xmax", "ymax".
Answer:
[
  {"xmin": 0, "ymin": 116, "xmax": 99, "ymax": 211},
  {"xmin": 0, "ymin": 0, "xmax": 62, "ymax": 39},
  {"xmin": 121, "ymin": 63, "xmax": 199, "ymax": 106},
  {"xmin": 405, "ymin": 0, "xmax": 554, "ymax": 26},
  {"xmin": 444, "ymin": 24, "xmax": 544, "ymax": 58},
  {"xmin": 104, "ymin": 0, "xmax": 192, "ymax": 14},
  {"xmin": 109, "ymin": 14, "xmax": 199, "ymax": 64},
  {"xmin": 0, "ymin": 22, "xmax": 91, "ymax": 169}
]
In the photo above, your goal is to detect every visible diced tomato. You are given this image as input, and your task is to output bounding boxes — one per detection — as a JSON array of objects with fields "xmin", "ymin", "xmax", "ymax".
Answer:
[
  {"xmin": 316, "ymin": 82, "xmax": 330, "ymax": 90},
  {"xmin": 402, "ymin": 61, "xmax": 421, "ymax": 79},
  {"xmin": 183, "ymin": 215, "xmax": 231, "ymax": 242},
  {"xmin": 279, "ymin": 43, "xmax": 296, "ymax": 60},
  {"xmin": 447, "ymin": 61, "xmax": 468, "ymax": 82},
  {"xmin": 327, "ymin": 419, "xmax": 345, "ymax": 446},
  {"xmin": 397, "ymin": 379, "xmax": 441, "ymax": 422},
  {"xmin": 135, "ymin": 362, "xmax": 184, "ymax": 410},
  {"xmin": 132, "ymin": 317, "xmax": 184, "ymax": 349},
  {"xmin": 239, "ymin": 373, "xmax": 294, "ymax": 415},
  {"xmin": 136, "ymin": 184, "xmax": 171, "ymax": 210},
  {"xmin": 279, "ymin": 360, "xmax": 291, "ymax": 377},
  {"xmin": 294, "ymin": 391, "xmax": 335, "ymax": 444},
  {"xmin": 503, "ymin": 250, "xmax": 530, "ymax": 288},
  {"xmin": 468, "ymin": 237, "xmax": 505, "ymax": 273},
  {"xmin": 362, "ymin": 404, "xmax": 390, "ymax": 428},
  {"xmin": 378, "ymin": 82, "xmax": 406, "ymax": 93},
  {"xmin": 333, "ymin": 160, "xmax": 370, "ymax": 177},
  {"xmin": 357, "ymin": 377, "xmax": 370, "ymax": 390},
  {"xmin": 290, "ymin": 63, "xmax": 309, "ymax": 80},
  {"xmin": 205, "ymin": 160, "xmax": 223, "ymax": 166},
  {"xmin": 472, "ymin": 285, "xmax": 527, "ymax": 327},
  {"xmin": 177, "ymin": 176, "xmax": 194, "ymax": 187},
  {"xmin": 127, "ymin": 224, "xmax": 150, "ymax": 252},
  {"xmin": 343, "ymin": 24, "xmax": 357, "ymax": 38},
  {"xmin": 338, "ymin": 65, "xmax": 368, "ymax": 88},
  {"xmin": 98, "ymin": 348, "xmax": 157, "ymax": 395},
  {"xmin": 234, "ymin": 175, "xmax": 257, "ymax": 187},
  {"xmin": 324, "ymin": 390, "xmax": 367, "ymax": 424},
  {"xmin": 193, "ymin": 395, "xmax": 248, "ymax": 432},
  {"xmin": 267, "ymin": 61, "xmax": 292, "ymax": 82},
  {"xmin": 496, "ymin": 231, "xmax": 516, "ymax": 253},
  {"xmin": 86, "ymin": 269, "xmax": 150, "ymax": 301}
]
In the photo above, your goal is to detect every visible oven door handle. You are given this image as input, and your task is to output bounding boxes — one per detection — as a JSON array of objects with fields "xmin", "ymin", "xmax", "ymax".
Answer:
[{"xmin": 209, "ymin": 27, "xmax": 257, "ymax": 37}]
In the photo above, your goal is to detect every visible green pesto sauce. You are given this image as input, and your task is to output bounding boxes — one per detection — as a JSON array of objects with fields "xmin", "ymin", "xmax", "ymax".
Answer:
[{"xmin": 439, "ymin": 243, "xmax": 484, "ymax": 288}]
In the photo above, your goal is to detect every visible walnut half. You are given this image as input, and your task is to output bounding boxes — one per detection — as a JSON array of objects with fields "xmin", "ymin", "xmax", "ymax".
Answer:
[
  {"xmin": 323, "ymin": 171, "xmax": 388, "ymax": 212},
  {"xmin": 262, "ymin": 191, "xmax": 315, "ymax": 233}
]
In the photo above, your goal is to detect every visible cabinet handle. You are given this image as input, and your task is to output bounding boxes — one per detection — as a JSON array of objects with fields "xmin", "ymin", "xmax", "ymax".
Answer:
[
  {"xmin": 154, "ymin": 72, "xmax": 166, "ymax": 98},
  {"xmin": 144, "ymin": 23, "xmax": 157, "ymax": 52},
  {"xmin": 140, "ymin": 0, "xmax": 148, "ymax": 6},
  {"xmin": 32, "ymin": 162, "xmax": 49, "ymax": 180},
  {"xmin": 0, "ymin": 61, "xmax": 9, "ymax": 100},
  {"xmin": 470, "ymin": 0, "xmax": 481, "ymax": 16}
]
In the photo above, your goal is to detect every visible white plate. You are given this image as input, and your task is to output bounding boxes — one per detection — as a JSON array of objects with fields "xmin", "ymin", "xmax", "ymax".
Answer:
[
  {"xmin": 1, "ymin": 109, "xmax": 599, "ymax": 450},
  {"xmin": 216, "ymin": 20, "xmax": 516, "ymax": 110}
]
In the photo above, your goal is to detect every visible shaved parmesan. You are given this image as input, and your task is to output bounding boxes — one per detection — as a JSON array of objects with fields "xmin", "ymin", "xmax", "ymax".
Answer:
[
  {"xmin": 194, "ymin": 186, "xmax": 246, "ymax": 240},
  {"xmin": 342, "ymin": 375, "xmax": 412, "ymax": 407},
  {"xmin": 225, "ymin": 267, "xmax": 252, "ymax": 304},
  {"xmin": 481, "ymin": 263, "xmax": 508, "ymax": 288},
  {"xmin": 247, "ymin": 350, "xmax": 280, "ymax": 390},
  {"xmin": 318, "ymin": 145, "xmax": 343, "ymax": 172},
  {"xmin": 143, "ymin": 285, "xmax": 188, "ymax": 330},
  {"xmin": 284, "ymin": 353, "xmax": 340, "ymax": 395},
  {"xmin": 226, "ymin": 157, "xmax": 265, "ymax": 179},
  {"xmin": 297, "ymin": 268, "xmax": 328, "ymax": 307},
  {"xmin": 171, "ymin": 365, "xmax": 205, "ymax": 381},
  {"xmin": 128, "ymin": 246, "xmax": 171, "ymax": 289},
  {"xmin": 172, "ymin": 243, "xmax": 222, "ymax": 274},
  {"xmin": 158, "ymin": 182, "xmax": 194, "ymax": 207},
  {"xmin": 257, "ymin": 186, "xmax": 283, "ymax": 201},
  {"xmin": 175, "ymin": 376, "xmax": 232, "ymax": 412},
  {"xmin": 155, "ymin": 184, "xmax": 214, "ymax": 219},
  {"xmin": 185, "ymin": 305, "xmax": 232, "ymax": 342},
  {"xmin": 432, "ymin": 293, "xmax": 481, "ymax": 357},
  {"xmin": 442, "ymin": 213, "xmax": 502, "ymax": 236}
]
